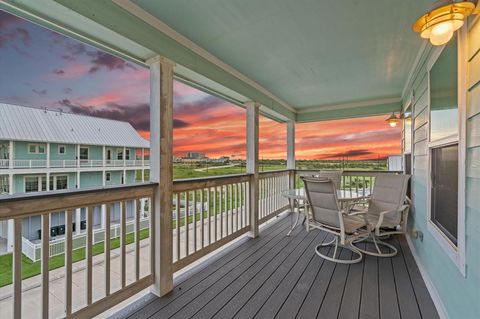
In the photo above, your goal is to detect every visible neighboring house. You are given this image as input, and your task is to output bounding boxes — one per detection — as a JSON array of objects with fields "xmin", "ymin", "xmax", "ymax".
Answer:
[{"xmin": 0, "ymin": 103, "xmax": 150, "ymax": 254}]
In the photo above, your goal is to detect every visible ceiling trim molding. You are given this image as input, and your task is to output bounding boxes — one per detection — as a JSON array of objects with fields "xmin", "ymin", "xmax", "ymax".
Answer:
[
  {"xmin": 112, "ymin": 0, "xmax": 296, "ymax": 114},
  {"xmin": 297, "ymin": 97, "xmax": 402, "ymax": 114},
  {"xmin": 401, "ymin": 41, "xmax": 428, "ymax": 99}
]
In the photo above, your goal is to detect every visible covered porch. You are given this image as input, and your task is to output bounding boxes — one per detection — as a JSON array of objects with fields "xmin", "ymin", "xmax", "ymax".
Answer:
[{"xmin": 0, "ymin": 0, "xmax": 479, "ymax": 318}]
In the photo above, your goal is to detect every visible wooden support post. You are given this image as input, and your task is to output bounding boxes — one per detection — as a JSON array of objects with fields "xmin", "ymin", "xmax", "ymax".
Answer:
[
  {"xmin": 148, "ymin": 55, "xmax": 175, "ymax": 296},
  {"xmin": 287, "ymin": 120, "xmax": 296, "ymax": 189},
  {"xmin": 246, "ymin": 102, "xmax": 260, "ymax": 238}
]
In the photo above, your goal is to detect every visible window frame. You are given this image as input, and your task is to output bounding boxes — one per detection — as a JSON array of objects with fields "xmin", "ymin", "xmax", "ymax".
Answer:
[
  {"xmin": 79, "ymin": 146, "xmax": 89, "ymax": 160},
  {"xmin": 426, "ymin": 26, "xmax": 467, "ymax": 276},
  {"xmin": 49, "ymin": 174, "xmax": 69, "ymax": 191},
  {"xmin": 24, "ymin": 175, "xmax": 47, "ymax": 193},
  {"xmin": 105, "ymin": 172, "xmax": 111, "ymax": 182},
  {"xmin": 58, "ymin": 145, "xmax": 66, "ymax": 155},
  {"xmin": 28, "ymin": 143, "xmax": 46, "ymax": 154}
]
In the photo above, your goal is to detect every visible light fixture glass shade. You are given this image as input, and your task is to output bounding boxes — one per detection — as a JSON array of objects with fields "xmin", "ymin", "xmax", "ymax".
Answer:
[
  {"xmin": 412, "ymin": 1, "xmax": 474, "ymax": 46},
  {"xmin": 386, "ymin": 112, "xmax": 399, "ymax": 128}
]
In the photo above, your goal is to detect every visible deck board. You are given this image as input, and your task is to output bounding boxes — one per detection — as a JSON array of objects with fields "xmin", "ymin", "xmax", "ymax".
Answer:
[{"xmin": 116, "ymin": 216, "xmax": 439, "ymax": 319}]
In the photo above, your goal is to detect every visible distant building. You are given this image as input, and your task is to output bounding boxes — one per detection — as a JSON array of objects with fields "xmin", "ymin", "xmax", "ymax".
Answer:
[
  {"xmin": 184, "ymin": 152, "xmax": 205, "ymax": 159},
  {"xmin": 0, "ymin": 103, "xmax": 150, "ymax": 255}
]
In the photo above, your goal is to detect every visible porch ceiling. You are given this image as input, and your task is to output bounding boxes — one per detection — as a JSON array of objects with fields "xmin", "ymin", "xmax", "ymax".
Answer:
[
  {"xmin": 2, "ymin": 0, "xmax": 434, "ymax": 122},
  {"xmin": 129, "ymin": 0, "xmax": 431, "ymax": 110}
]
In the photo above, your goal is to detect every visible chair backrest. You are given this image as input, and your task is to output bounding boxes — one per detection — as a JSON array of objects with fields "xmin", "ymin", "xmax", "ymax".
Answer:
[
  {"xmin": 369, "ymin": 174, "xmax": 411, "ymax": 220},
  {"xmin": 316, "ymin": 170, "xmax": 343, "ymax": 190},
  {"xmin": 302, "ymin": 177, "xmax": 342, "ymax": 229}
]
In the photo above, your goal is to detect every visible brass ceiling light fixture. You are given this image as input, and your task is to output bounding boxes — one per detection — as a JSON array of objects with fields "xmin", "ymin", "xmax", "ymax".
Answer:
[
  {"xmin": 386, "ymin": 112, "xmax": 400, "ymax": 128},
  {"xmin": 412, "ymin": 0, "xmax": 477, "ymax": 46}
]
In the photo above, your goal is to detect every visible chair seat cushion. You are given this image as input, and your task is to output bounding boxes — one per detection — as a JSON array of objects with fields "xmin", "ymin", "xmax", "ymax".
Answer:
[
  {"xmin": 365, "ymin": 212, "xmax": 400, "ymax": 228},
  {"xmin": 343, "ymin": 215, "xmax": 367, "ymax": 233}
]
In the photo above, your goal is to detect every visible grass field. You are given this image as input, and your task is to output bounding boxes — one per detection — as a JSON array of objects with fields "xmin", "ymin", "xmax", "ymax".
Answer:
[{"xmin": 0, "ymin": 228, "xmax": 150, "ymax": 287}]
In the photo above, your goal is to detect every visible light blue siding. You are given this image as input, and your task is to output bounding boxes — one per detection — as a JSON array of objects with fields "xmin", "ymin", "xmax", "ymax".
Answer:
[
  {"xmin": 79, "ymin": 171, "xmax": 103, "ymax": 188},
  {"xmin": 50, "ymin": 143, "xmax": 76, "ymax": 161},
  {"xmin": 14, "ymin": 141, "xmax": 47, "ymax": 160},
  {"xmin": 402, "ymin": 20, "xmax": 480, "ymax": 318}
]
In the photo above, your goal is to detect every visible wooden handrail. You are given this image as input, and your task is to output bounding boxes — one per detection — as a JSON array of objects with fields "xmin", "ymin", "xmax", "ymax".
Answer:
[{"xmin": 0, "ymin": 183, "xmax": 156, "ymax": 219}]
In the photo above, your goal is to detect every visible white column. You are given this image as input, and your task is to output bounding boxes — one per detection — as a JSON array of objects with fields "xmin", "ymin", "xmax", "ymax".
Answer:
[
  {"xmin": 123, "ymin": 146, "xmax": 126, "ymax": 167},
  {"xmin": 76, "ymin": 171, "xmax": 80, "ymax": 189},
  {"xmin": 287, "ymin": 121, "xmax": 296, "ymax": 189},
  {"xmin": 148, "ymin": 55, "xmax": 175, "ymax": 297},
  {"xmin": 246, "ymin": 101, "xmax": 260, "ymax": 238},
  {"xmin": 46, "ymin": 143, "xmax": 50, "ymax": 168},
  {"xmin": 75, "ymin": 209, "xmax": 81, "ymax": 235},
  {"xmin": 101, "ymin": 205, "xmax": 106, "ymax": 230},
  {"xmin": 77, "ymin": 144, "xmax": 80, "ymax": 168},
  {"xmin": 102, "ymin": 146, "xmax": 106, "ymax": 167},
  {"xmin": 287, "ymin": 121, "xmax": 295, "ymax": 169},
  {"xmin": 8, "ymin": 141, "xmax": 13, "ymax": 169},
  {"xmin": 142, "ymin": 148, "xmax": 145, "ymax": 166}
]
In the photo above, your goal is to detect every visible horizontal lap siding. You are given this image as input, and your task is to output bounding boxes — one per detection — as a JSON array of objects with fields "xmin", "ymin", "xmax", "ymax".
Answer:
[{"xmin": 403, "ymin": 17, "xmax": 480, "ymax": 319}]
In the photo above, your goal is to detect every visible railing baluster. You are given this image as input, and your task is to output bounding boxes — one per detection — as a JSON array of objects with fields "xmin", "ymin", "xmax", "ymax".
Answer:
[
  {"xmin": 13, "ymin": 218, "xmax": 22, "ymax": 319},
  {"xmin": 149, "ymin": 195, "xmax": 155, "ymax": 277},
  {"xmin": 214, "ymin": 187, "xmax": 217, "ymax": 242},
  {"xmin": 120, "ymin": 201, "xmax": 126, "ymax": 288},
  {"xmin": 236, "ymin": 183, "xmax": 240, "ymax": 232},
  {"xmin": 175, "ymin": 193, "xmax": 180, "ymax": 261},
  {"xmin": 65, "ymin": 209, "xmax": 73, "ymax": 316},
  {"xmin": 200, "ymin": 189, "xmax": 204, "ymax": 249},
  {"xmin": 193, "ymin": 190, "xmax": 197, "ymax": 252},
  {"xmin": 41, "ymin": 213, "xmax": 50, "ymax": 319},
  {"xmin": 185, "ymin": 191, "xmax": 190, "ymax": 255},
  {"xmin": 220, "ymin": 186, "xmax": 223, "ymax": 239},
  {"xmin": 135, "ymin": 200, "xmax": 140, "ymax": 281},
  {"xmin": 86, "ymin": 206, "xmax": 93, "ymax": 305},
  {"xmin": 230, "ymin": 184, "xmax": 233, "ymax": 234},
  {"xmin": 207, "ymin": 188, "xmax": 211, "ymax": 246},
  {"xmin": 105, "ymin": 204, "xmax": 111, "ymax": 296},
  {"xmin": 225, "ymin": 185, "xmax": 229, "ymax": 235}
]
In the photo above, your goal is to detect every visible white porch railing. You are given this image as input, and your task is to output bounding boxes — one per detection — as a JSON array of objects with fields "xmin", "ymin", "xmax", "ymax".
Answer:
[
  {"xmin": 0, "ymin": 169, "xmax": 400, "ymax": 318},
  {"xmin": 0, "ymin": 159, "xmax": 150, "ymax": 169},
  {"xmin": 21, "ymin": 217, "xmax": 150, "ymax": 262},
  {"xmin": 0, "ymin": 183, "xmax": 155, "ymax": 319}
]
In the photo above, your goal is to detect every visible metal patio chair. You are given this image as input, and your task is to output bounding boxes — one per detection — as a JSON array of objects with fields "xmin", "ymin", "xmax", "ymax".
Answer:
[
  {"xmin": 302, "ymin": 176, "xmax": 367, "ymax": 264},
  {"xmin": 351, "ymin": 174, "xmax": 411, "ymax": 257}
]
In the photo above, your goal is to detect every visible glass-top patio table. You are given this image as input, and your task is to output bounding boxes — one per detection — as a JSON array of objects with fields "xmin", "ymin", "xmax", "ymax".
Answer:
[{"xmin": 282, "ymin": 188, "xmax": 366, "ymax": 236}]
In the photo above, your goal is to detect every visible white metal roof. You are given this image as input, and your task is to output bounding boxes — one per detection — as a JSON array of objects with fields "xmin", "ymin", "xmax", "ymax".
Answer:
[{"xmin": 0, "ymin": 103, "xmax": 149, "ymax": 148}]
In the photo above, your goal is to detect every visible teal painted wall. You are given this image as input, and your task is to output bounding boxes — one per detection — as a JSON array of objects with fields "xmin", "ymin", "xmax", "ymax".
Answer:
[
  {"xmin": 79, "ymin": 171, "xmax": 103, "ymax": 188},
  {"xmin": 105, "ymin": 170, "xmax": 122, "ymax": 186},
  {"xmin": 88, "ymin": 145, "xmax": 103, "ymax": 160},
  {"xmin": 402, "ymin": 20, "xmax": 480, "ymax": 319},
  {"xmin": 126, "ymin": 170, "xmax": 135, "ymax": 184},
  {"xmin": 50, "ymin": 143, "xmax": 76, "ymax": 161},
  {"xmin": 14, "ymin": 141, "xmax": 47, "ymax": 160}
]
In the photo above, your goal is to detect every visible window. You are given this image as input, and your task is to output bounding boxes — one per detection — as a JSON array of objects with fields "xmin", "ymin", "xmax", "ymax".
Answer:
[
  {"xmin": 426, "ymin": 30, "xmax": 466, "ymax": 274},
  {"xmin": 431, "ymin": 144, "xmax": 458, "ymax": 244},
  {"xmin": 28, "ymin": 143, "xmax": 46, "ymax": 154},
  {"xmin": 79, "ymin": 147, "xmax": 89, "ymax": 160},
  {"xmin": 125, "ymin": 149, "xmax": 130, "ymax": 160},
  {"xmin": 117, "ymin": 148, "xmax": 123, "ymax": 160},
  {"xmin": 50, "ymin": 175, "xmax": 68, "ymax": 190},
  {"xmin": 428, "ymin": 35, "xmax": 460, "ymax": 246},
  {"xmin": 0, "ymin": 175, "xmax": 9, "ymax": 194},
  {"xmin": 58, "ymin": 145, "xmax": 66, "ymax": 154},
  {"xmin": 106, "ymin": 172, "xmax": 111, "ymax": 182},
  {"xmin": 25, "ymin": 176, "xmax": 46, "ymax": 193}
]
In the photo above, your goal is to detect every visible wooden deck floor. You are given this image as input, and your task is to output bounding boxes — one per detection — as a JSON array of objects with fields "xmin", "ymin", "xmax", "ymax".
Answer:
[{"xmin": 112, "ymin": 216, "xmax": 439, "ymax": 319}]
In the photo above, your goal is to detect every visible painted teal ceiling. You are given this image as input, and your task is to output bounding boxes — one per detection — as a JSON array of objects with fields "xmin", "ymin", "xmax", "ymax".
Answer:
[{"xmin": 132, "ymin": 0, "xmax": 433, "ymax": 109}]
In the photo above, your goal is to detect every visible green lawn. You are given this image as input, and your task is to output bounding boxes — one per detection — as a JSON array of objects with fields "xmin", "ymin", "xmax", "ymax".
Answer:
[{"xmin": 0, "ymin": 228, "xmax": 149, "ymax": 287}]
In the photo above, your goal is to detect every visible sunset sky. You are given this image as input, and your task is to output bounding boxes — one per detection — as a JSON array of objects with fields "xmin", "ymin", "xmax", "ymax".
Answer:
[{"xmin": 0, "ymin": 10, "xmax": 400, "ymax": 160}]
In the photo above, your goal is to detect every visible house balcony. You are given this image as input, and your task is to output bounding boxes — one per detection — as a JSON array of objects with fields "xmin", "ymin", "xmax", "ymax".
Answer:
[
  {"xmin": 0, "ymin": 170, "xmax": 438, "ymax": 319},
  {"xmin": 0, "ymin": 159, "xmax": 150, "ymax": 170}
]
